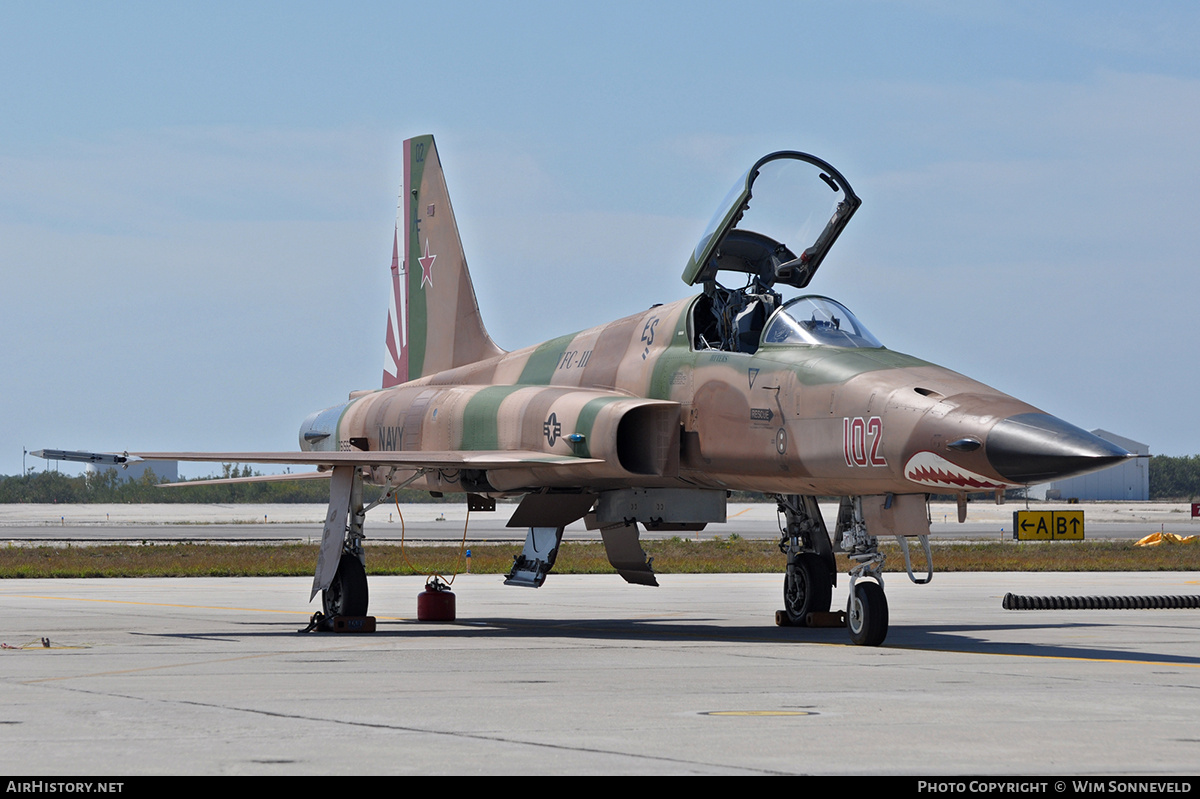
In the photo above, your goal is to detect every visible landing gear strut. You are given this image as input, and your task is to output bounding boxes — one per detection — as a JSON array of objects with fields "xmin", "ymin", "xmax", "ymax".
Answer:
[
  {"xmin": 836, "ymin": 496, "xmax": 889, "ymax": 646},
  {"xmin": 313, "ymin": 464, "xmax": 372, "ymax": 618},
  {"xmin": 777, "ymin": 494, "xmax": 932, "ymax": 646},
  {"xmin": 776, "ymin": 495, "xmax": 836, "ymax": 626}
]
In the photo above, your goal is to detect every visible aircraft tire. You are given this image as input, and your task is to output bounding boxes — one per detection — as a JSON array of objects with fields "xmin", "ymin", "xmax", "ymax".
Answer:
[
  {"xmin": 847, "ymin": 581, "xmax": 888, "ymax": 646},
  {"xmin": 323, "ymin": 555, "xmax": 369, "ymax": 618},
  {"xmin": 783, "ymin": 553, "xmax": 832, "ymax": 626}
]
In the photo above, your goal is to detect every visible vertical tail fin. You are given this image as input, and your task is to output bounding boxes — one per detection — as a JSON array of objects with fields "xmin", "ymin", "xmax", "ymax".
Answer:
[{"xmin": 382, "ymin": 135, "xmax": 504, "ymax": 388}]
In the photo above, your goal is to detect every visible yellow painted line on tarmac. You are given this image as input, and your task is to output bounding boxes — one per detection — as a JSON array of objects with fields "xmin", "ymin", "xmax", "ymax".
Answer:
[
  {"xmin": 3, "ymin": 593, "xmax": 310, "ymax": 615},
  {"xmin": 18, "ymin": 652, "xmax": 288, "ymax": 683},
  {"xmin": 728, "ymin": 507, "xmax": 751, "ymax": 518},
  {"xmin": 701, "ymin": 710, "xmax": 815, "ymax": 717},
  {"xmin": 875, "ymin": 642, "xmax": 1200, "ymax": 669},
  {"xmin": 3, "ymin": 592, "xmax": 416, "ymax": 623},
  {"xmin": 971, "ymin": 649, "xmax": 1200, "ymax": 668},
  {"xmin": 523, "ymin": 621, "xmax": 1200, "ymax": 669}
]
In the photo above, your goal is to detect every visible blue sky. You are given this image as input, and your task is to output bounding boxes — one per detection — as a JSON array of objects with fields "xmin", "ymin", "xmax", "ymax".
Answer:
[{"xmin": 4, "ymin": 1, "xmax": 1199, "ymax": 476}]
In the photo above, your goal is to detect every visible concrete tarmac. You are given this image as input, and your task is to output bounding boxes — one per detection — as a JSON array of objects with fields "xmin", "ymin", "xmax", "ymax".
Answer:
[{"xmin": 2, "ymin": 571, "xmax": 1199, "ymax": 775}]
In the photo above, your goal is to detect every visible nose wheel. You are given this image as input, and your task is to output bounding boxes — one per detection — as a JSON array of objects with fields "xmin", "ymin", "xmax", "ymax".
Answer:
[{"xmin": 847, "ymin": 580, "xmax": 888, "ymax": 646}]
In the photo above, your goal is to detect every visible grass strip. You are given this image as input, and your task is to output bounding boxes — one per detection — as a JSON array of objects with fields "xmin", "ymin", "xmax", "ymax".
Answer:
[{"xmin": 2, "ymin": 539, "xmax": 1200, "ymax": 579}]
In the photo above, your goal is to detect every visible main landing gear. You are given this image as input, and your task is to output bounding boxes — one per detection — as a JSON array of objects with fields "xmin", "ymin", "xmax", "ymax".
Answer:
[
  {"xmin": 776, "ymin": 495, "xmax": 837, "ymax": 627},
  {"xmin": 783, "ymin": 552, "xmax": 832, "ymax": 623},
  {"xmin": 323, "ymin": 551, "xmax": 369, "ymax": 618},
  {"xmin": 777, "ymin": 495, "xmax": 930, "ymax": 647},
  {"xmin": 314, "ymin": 465, "xmax": 372, "ymax": 620},
  {"xmin": 314, "ymin": 463, "xmax": 426, "ymax": 623}
]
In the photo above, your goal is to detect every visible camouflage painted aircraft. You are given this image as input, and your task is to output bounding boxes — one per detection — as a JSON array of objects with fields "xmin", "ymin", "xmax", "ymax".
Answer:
[{"xmin": 38, "ymin": 134, "xmax": 1130, "ymax": 645}]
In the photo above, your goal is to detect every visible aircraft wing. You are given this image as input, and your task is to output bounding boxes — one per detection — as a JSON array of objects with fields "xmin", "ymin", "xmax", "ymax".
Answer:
[
  {"xmin": 33, "ymin": 448, "xmax": 602, "ymax": 470},
  {"xmin": 132, "ymin": 450, "xmax": 600, "ymax": 468},
  {"xmin": 35, "ymin": 446, "xmax": 605, "ymax": 603}
]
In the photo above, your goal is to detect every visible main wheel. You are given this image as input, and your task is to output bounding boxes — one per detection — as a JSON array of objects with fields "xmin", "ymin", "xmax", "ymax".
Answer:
[
  {"xmin": 847, "ymin": 581, "xmax": 888, "ymax": 646},
  {"xmin": 323, "ymin": 555, "xmax": 369, "ymax": 617},
  {"xmin": 783, "ymin": 553, "xmax": 833, "ymax": 626}
]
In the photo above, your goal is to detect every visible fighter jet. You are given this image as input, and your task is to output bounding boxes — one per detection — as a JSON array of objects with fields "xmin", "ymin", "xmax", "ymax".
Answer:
[{"xmin": 37, "ymin": 135, "xmax": 1130, "ymax": 645}]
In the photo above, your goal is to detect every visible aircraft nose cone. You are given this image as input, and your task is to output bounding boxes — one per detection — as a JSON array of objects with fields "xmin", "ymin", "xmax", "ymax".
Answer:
[{"xmin": 986, "ymin": 413, "xmax": 1130, "ymax": 484}]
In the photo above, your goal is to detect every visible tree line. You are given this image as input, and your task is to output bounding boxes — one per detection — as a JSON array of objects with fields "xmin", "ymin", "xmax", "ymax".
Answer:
[{"xmin": 1148, "ymin": 455, "xmax": 1200, "ymax": 500}]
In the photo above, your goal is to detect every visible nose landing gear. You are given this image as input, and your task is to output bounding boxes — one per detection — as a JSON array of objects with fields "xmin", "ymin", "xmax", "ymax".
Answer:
[
  {"xmin": 847, "ymin": 579, "xmax": 888, "ymax": 646},
  {"xmin": 838, "ymin": 495, "xmax": 890, "ymax": 646}
]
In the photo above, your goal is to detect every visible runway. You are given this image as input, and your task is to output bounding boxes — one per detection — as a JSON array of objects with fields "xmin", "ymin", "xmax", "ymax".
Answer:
[
  {"xmin": 2, "ymin": 571, "xmax": 1198, "ymax": 775},
  {"xmin": 3, "ymin": 501, "xmax": 1196, "ymax": 543}
]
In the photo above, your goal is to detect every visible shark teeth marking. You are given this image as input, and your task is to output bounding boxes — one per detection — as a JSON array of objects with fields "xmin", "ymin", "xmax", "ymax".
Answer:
[{"xmin": 904, "ymin": 451, "xmax": 1013, "ymax": 489}]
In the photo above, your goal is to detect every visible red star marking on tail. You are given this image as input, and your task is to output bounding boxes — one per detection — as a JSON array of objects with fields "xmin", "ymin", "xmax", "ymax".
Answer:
[{"xmin": 419, "ymin": 239, "xmax": 436, "ymax": 289}]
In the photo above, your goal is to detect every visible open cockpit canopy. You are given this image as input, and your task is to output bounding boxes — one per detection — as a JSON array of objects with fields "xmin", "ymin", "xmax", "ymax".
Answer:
[
  {"xmin": 762, "ymin": 295, "xmax": 882, "ymax": 349},
  {"xmin": 682, "ymin": 152, "xmax": 860, "ymax": 291},
  {"xmin": 687, "ymin": 152, "xmax": 862, "ymax": 355}
]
